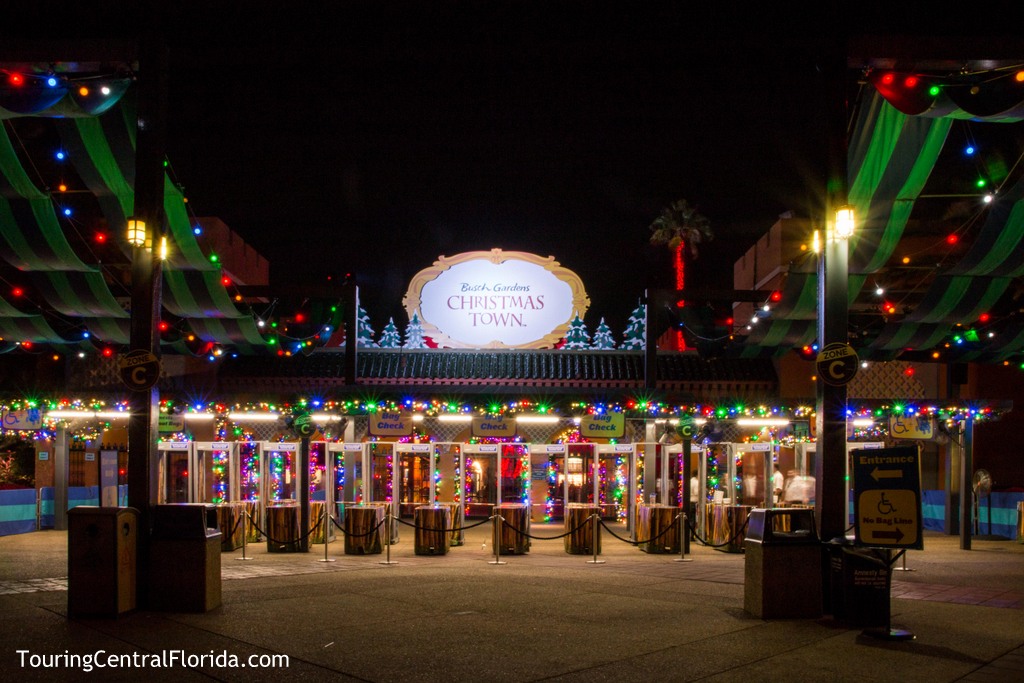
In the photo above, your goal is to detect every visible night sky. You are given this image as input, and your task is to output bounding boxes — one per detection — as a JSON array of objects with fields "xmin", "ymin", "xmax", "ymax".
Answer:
[
  {"xmin": 161, "ymin": 2, "xmax": 836, "ymax": 334},
  {"xmin": 6, "ymin": 1, "xmax": 1003, "ymax": 336}
]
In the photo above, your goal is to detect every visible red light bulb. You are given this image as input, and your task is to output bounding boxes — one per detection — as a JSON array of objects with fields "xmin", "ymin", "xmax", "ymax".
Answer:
[
  {"xmin": 946, "ymin": 234, "xmax": 958, "ymax": 245},
  {"xmin": 880, "ymin": 73, "xmax": 895, "ymax": 85},
  {"xmin": 904, "ymin": 76, "xmax": 919, "ymax": 88}
]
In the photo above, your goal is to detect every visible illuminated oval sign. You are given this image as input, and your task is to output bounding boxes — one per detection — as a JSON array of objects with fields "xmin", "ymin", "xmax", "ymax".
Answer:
[{"xmin": 403, "ymin": 249, "xmax": 590, "ymax": 348}]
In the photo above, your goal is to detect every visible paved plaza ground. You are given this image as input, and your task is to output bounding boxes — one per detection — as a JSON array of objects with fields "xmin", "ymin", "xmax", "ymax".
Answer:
[{"xmin": 1, "ymin": 523, "xmax": 1022, "ymax": 682}]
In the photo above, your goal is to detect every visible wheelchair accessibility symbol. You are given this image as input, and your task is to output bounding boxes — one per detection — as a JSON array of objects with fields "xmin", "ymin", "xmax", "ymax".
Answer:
[{"xmin": 877, "ymin": 492, "xmax": 896, "ymax": 515}]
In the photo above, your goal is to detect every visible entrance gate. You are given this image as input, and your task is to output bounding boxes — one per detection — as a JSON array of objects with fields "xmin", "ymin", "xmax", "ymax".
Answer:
[
  {"xmin": 157, "ymin": 440, "xmax": 195, "ymax": 504},
  {"xmin": 194, "ymin": 441, "xmax": 238, "ymax": 504}
]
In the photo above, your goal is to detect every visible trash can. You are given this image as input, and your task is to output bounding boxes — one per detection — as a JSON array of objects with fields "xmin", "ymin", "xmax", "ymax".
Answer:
[
  {"xmin": 637, "ymin": 503, "xmax": 680, "ymax": 554},
  {"xmin": 825, "ymin": 540, "xmax": 890, "ymax": 627},
  {"xmin": 148, "ymin": 504, "xmax": 222, "ymax": 612},
  {"xmin": 565, "ymin": 503, "xmax": 600, "ymax": 555},
  {"xmin": 743, "ymin": 508, "xmax": 822, "ymax": 619},
  {"xmin": 214, "ymin": 502, "xmax": 246, "ymax": 552},
  {"xmin": 265, "ymin": 502, "xmax": 302, "ymax": 552},
  {"xmin": 494, "ymin": 503, "xmax": 531, "ymax": 554},
  {"xmin": 342, "ymin": 503, "xmax": 384, "ymax": 555},
  {"xmin": 68, "ymin": 506, "xmax": 138, "ymax": 617},
  {"xmin": 414, "ymin": 504, "xmax": 452, "ymax": 555}
]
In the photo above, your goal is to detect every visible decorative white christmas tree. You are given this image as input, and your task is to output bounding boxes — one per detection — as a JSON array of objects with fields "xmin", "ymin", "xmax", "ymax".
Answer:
[
  {"xmin": 403, "ymin": 313, "xmax": 428, "ymax": 349},
  {"xmin": 591, "ymin": 317, "xmax": 616, "ymax": 350},
  {"xmin": 563, "ymin": 314, "xmax": 591, "ymax": 349},
  {"xmin": 356, "ymin": 305, "xmax": 378, "ymax": 348},
  {"xmin": 378, "ymin": 317, "xmax": 401, "ymax": 348},
  {"xmin": 620, "ymin": 303, "xmax": 646, "ymax": 350}
]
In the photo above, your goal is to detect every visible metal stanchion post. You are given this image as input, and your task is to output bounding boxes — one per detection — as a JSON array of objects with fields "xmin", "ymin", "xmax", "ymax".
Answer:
[
  {"xmin": 380, "ymin": 507, "xmax": 398, "ymax": 565},
  {"xmin": 236, "ymin": 509, "xmax": 254, "ymax": 561},
  {"xmin": 587, "ymin": 513, "xmax": 605, "ymax": 565},
  {"xmin": 489, "ymin": 515, "xmax": 506, "ymax": 565},
  {"xmin": 318, "ymin": 512, "xmax": 334, "ymax": 563},
  {"xmin": 675, "ymin": 512, "xmax": 693, "ymax": 563},
  {"xmin": 891, "ymin": 549, "xmax": 914, "ymax": 572}
]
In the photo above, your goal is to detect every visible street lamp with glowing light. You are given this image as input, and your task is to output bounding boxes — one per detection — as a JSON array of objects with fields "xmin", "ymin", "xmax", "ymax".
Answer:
[{"xmin": 126, "ymin": 217, "xmax": 147, "ymax": 247}]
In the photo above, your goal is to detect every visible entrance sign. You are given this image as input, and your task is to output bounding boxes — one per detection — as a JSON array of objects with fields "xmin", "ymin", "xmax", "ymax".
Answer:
[
  {"xmin": 403, "ymin": 249, "xmax": 590, "ymax": 348},
  {"xmin": 852, "ymin": 445, "xmax": 923, "ymax": 549},
  {"xmin": 815, "ymin": 342, "xmax": 859, "ymax": 386}
]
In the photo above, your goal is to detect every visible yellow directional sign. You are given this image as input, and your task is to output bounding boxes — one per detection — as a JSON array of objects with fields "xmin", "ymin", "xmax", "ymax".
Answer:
[{"xmin": 851, "ymin": 445, "xmax": 923, "ymax": 549}]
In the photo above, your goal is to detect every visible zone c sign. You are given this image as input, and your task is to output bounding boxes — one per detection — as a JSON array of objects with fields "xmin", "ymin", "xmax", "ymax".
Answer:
[{"xmin": 816, "ymin": 342, "xmax": 859, "ymax": 386}]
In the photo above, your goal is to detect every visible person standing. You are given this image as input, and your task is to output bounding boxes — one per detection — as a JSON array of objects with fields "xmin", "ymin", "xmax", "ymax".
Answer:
[{"xmin": 772, "ymin": 465, "xmax": 784, "ymax": 506}]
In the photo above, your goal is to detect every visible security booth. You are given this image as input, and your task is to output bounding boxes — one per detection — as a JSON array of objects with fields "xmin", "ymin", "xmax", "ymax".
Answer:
[
  {"xmin": 236, "ymin": 440, "xmax": 261, "ymax": 541},
  {"xmin": 195, "ymin": 441, "xmax": 239, "ymax": 504},
  {"xmin": 308, "ymin": 440, "xmax": 333, "ymax": 543},
  {"xmin": 463, "ymin": 443, "xmax": 499, "ymax": 517},
  {"xmin": 330, "ymin": 442, "xmax": 367, "ymax": 505},
  {"xmin": 500, "ymin": 443, "xmax": 531, "ymax": 505},
  {"xmin": 396, "ymin": 443, "xmax": 433, "ymax": 518},
  {"xmin": 432, "ymin": 442, "xmax": 465, "ymax": 545},
  {"xmin": 634, "ymin": 442, "xmax": 678, "ymax": 506},
  {"xmin": 564, "ymin": 443, "xmax": 597, "ymax": 508},
  {"xmin": 737, "ymin": 442, "xmax": 776, "ymax": 507},
  {"xmin": 194, "ymin": 441, "xmax": 245, "ymax": 550},
  {"xmin": 260, "ymin": 441, "xmax": 300, "ymax": 552},
  {"xmin": 531, "ymin": 443, "xmax": 565, "ymax": 521},
  {"xmin": 157, "ymin": 441, "xmax": 196, "ymax": 504},
  {"xmin": 633, "ymin": 441, "xmax": 691, "ymax": 544},
  {"xmin": 697, "ymin": 442, "xmax": 735, "ymax": 533},
  {"xmin": 595, "ymin": 443, "xmax": 635, "ymax": 526},
  {"xmin": 261, "ymin": 441, "xmax": 298, "ymax": 503},
  {"xmin": 367, "ymin": 441, "xmax": 399, "ymax": 542}
]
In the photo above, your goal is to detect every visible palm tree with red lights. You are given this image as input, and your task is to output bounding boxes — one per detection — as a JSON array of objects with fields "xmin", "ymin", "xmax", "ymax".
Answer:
[{"xmin": 649, "ymin": 199, "xmax": 713, "ymax": 350}]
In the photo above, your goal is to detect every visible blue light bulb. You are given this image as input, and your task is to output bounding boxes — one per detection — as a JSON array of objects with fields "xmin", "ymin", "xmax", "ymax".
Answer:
[{"xmin": 965, "ymin": 145, "xmax": 975, "ymax": 156}]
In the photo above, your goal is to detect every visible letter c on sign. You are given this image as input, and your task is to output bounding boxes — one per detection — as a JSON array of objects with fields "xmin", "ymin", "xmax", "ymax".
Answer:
[
  {"xmin": 829, "ymin": 360, "xmax": 845, "ymax": 380},
  {"xmin": 132, "ymin": 366, "xmax": 147, "ymax": 385}
]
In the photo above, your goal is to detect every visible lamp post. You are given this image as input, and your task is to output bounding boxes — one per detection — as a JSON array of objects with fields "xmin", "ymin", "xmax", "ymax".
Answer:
[
  {"xmin": 126, "ymin": 36, "xmax": 168, "ymax": 609},
  {"xmin": 815, "ymin": 206, "xmax": 853, "ymax": 542}
]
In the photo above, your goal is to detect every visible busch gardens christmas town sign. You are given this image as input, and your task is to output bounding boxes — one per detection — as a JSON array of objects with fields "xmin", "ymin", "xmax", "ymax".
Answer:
[{"xmin": 403, "ymin": 249, "xmax": 590, "ymax": 349}]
